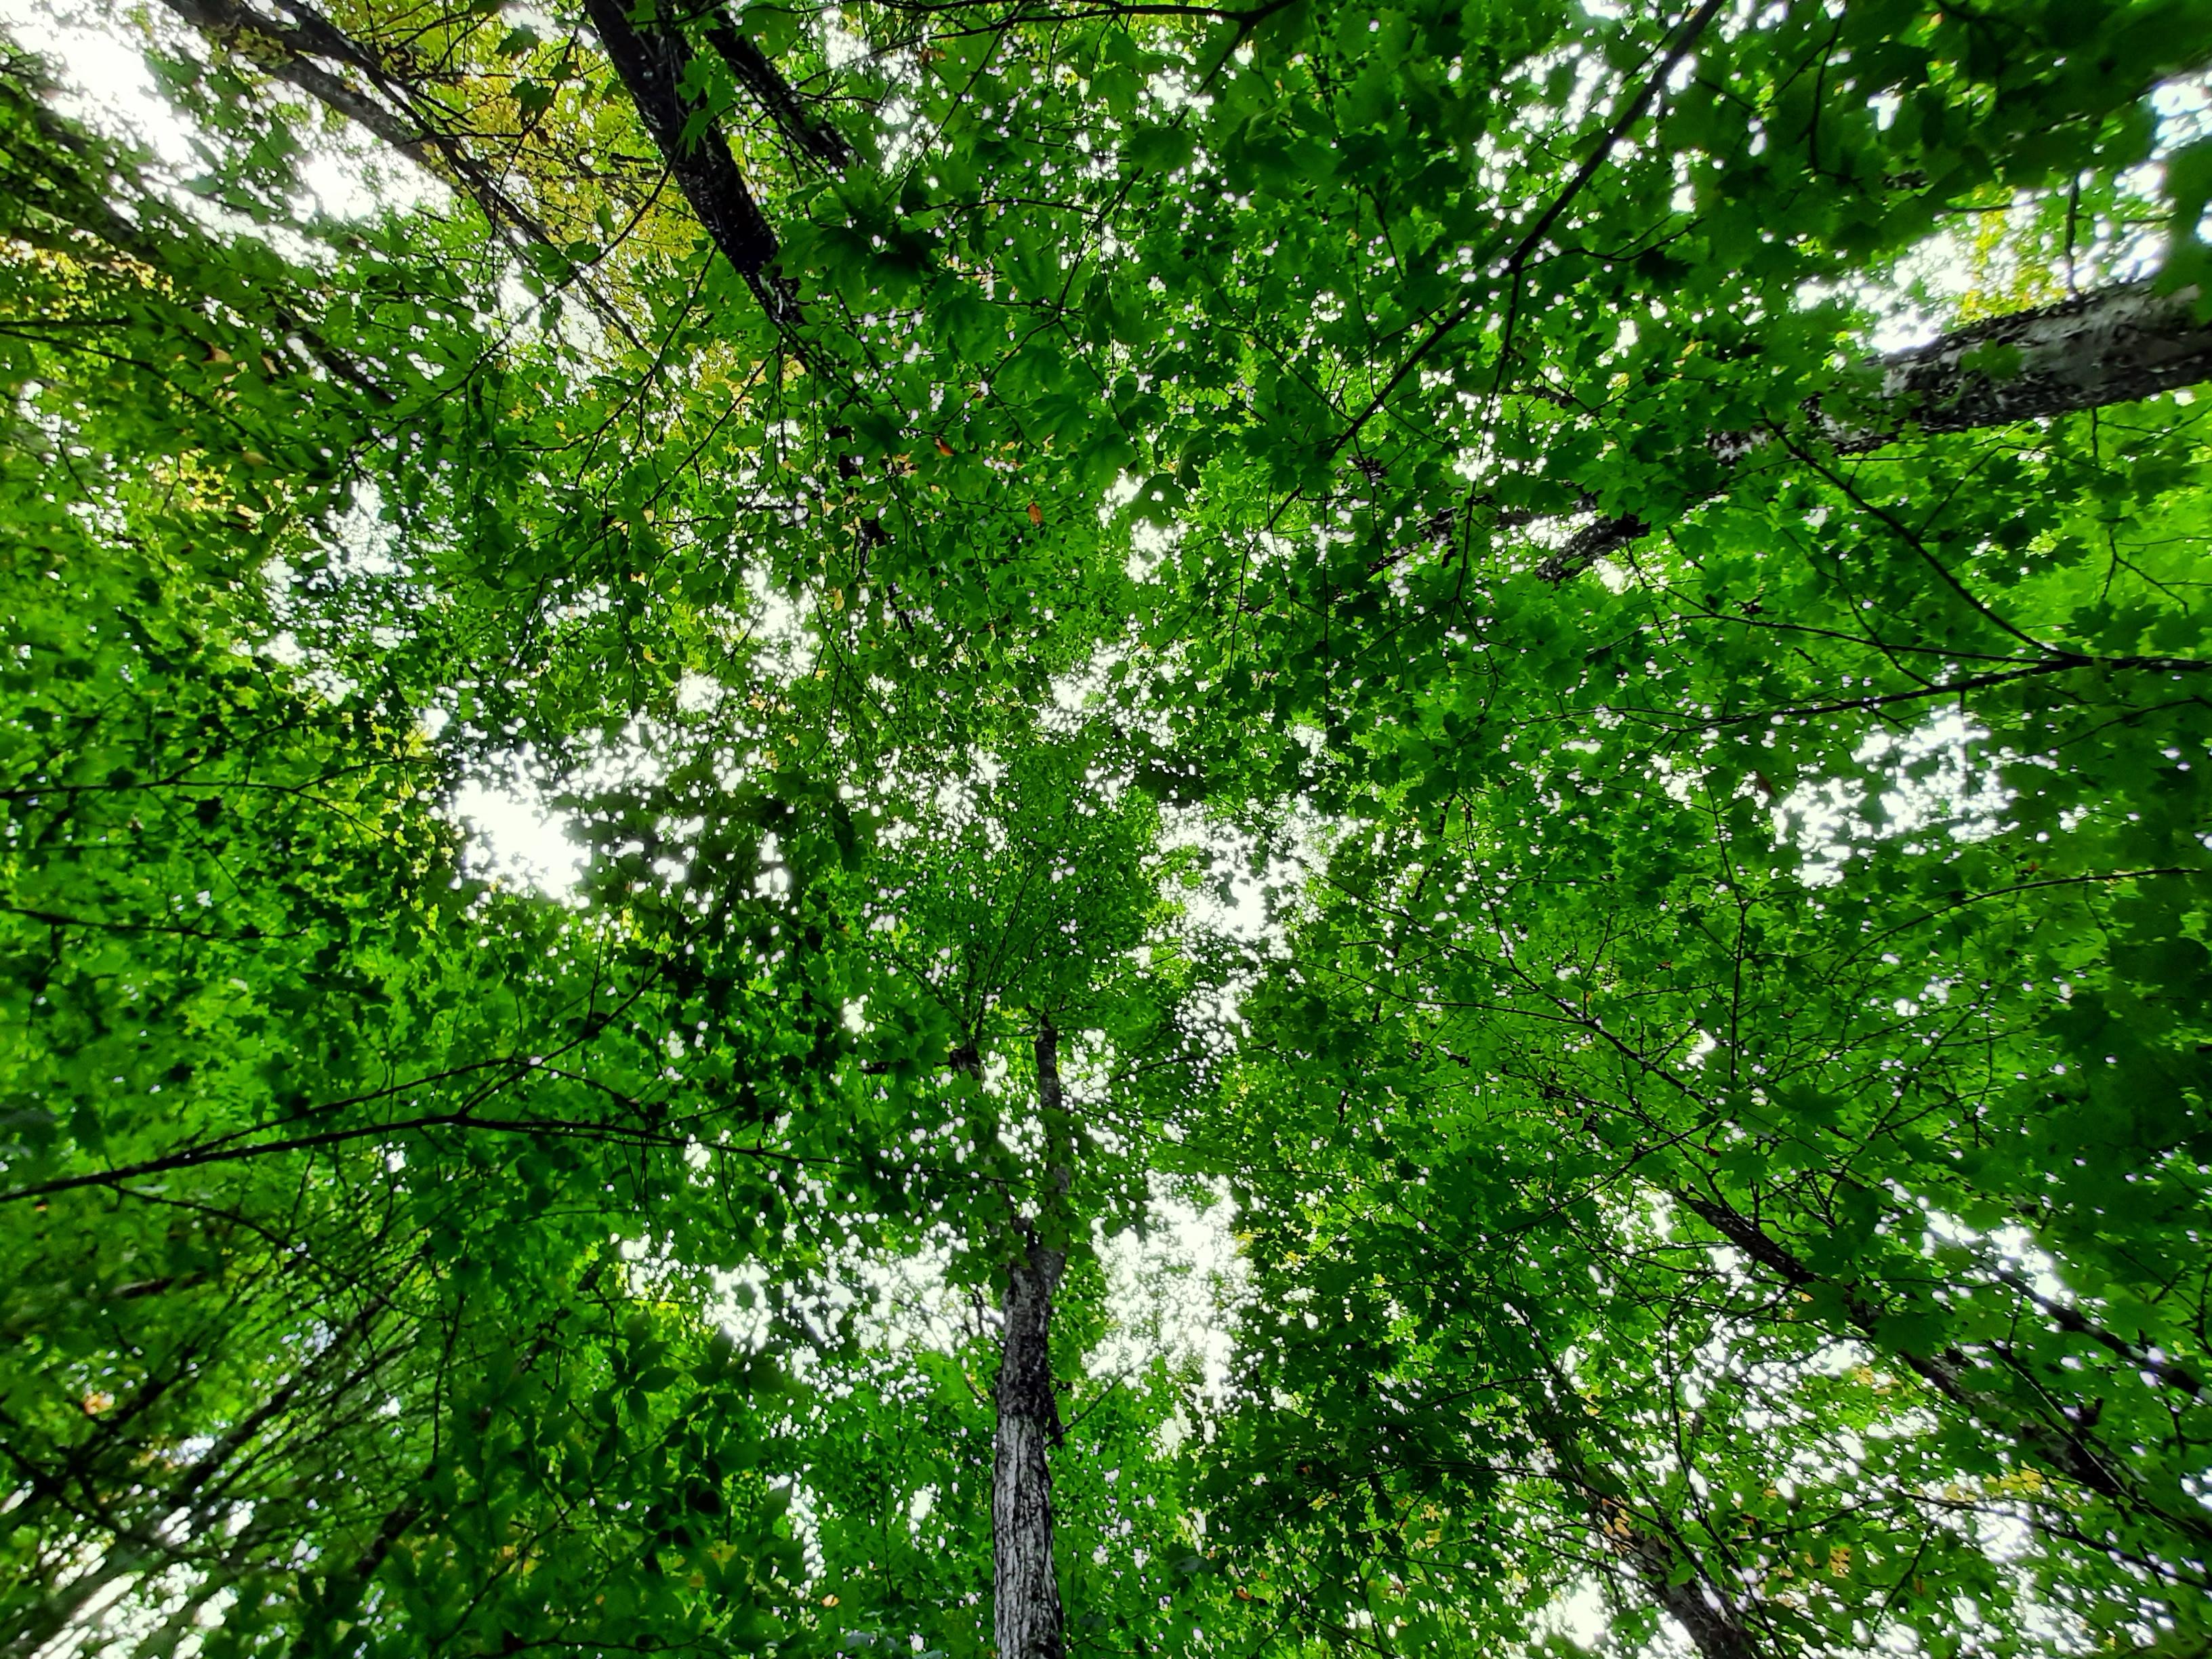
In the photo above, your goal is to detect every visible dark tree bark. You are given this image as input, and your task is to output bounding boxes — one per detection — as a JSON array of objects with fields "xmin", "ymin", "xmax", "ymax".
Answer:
[
  {"xmin": 155, "ymin": 0, "xmax": 804, "ymax": 321},
  {"xmin": 1540, "ymin": 280, "xmax": 2212, "ymax": 581},
  {"xmin": 576, "ymin": 0, "xmax": 788, "ymax": 317},
  {"xmin": 703, "ymin": 12, "xmax": 851, "ymax": 171},
  {"xmin": 1531, "ymin": 1360, "xmax": 1767, "ymax": 1659},
  {"xmin": 1639, "ymin": 1555, "xmax": 1766, "ymax": 1659},
  {"xmin": 1671, "ymin": 1186, "xmax": 2212, "ymax": 1550},
  {"xmin": 151, "ymin": 0, "xmax": 646, "ymax": 342},
  {"xmin": 159, "ymin": 0, "xmax": 435, "ymax": 168},
  {"xmin": 994, "ymin": 1241, "xmax": 1065, "ymax": 1659},
  {"xmin": 993, "ymin": 1019, "xmax": 1069, "ymax": 1659}
]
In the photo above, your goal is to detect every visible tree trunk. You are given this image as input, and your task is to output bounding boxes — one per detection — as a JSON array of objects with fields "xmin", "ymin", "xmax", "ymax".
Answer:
[
  {"xmin": 1643, "ymin": 1565, "xmax": 1765, "ymax": 1659},
  {"xmin": 573, "ymin": 0, "xmax": 788, "ymax": 318},
  {"xmin": 1551, "ymin": 1453, "xmax": 1765, "ymax": 1659},
  {"xmin": 1534, "ymin": 1391, "xmax": 1766, "ymax": 1659},
  {"xmin": 1841, "ymin": 279, "xmax": 2212, "ymax": 446},
  {"xmin": 702, "ymin": 11, "xmax": 851, "ymax": 170},
  {"xmin": 1541, "ymin": 280, "xmax": 2212, "ymax": 579},
  {"xmin": 994, "ymin": 1240, "xmax": 1065, "ymax": 1659},
  {"xmin": 993, "ymin": 1020, "xmax": 1069, "ymax": 1659}
]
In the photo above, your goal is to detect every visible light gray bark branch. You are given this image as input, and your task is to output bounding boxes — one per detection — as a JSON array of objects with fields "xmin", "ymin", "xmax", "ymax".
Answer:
[
  {"xmin": 1539, "ymin": 280, "xmax": 2212, "ymax": 581},
  {"xmin": 1841, "ymin": 279, "xmax": 2212, "ymax": 445}
]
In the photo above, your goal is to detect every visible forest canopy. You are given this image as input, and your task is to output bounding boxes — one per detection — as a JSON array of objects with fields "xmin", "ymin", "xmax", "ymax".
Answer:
[{"xmin": 5, "ymin": 0, "xmax": 2212, "ymax": 1656}]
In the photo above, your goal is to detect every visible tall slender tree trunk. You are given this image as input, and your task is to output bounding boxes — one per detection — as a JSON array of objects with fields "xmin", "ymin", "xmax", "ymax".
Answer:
[{"xmin": 993, "ymin": 1019, "xmax": 1069, "ymax": 1659}]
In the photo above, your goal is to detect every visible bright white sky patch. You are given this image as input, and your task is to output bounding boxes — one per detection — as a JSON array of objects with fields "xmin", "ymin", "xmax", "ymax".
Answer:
[
  {"xmin": 1773, "ymin": 708, "xmax": 2012, "ymax": 886},
  {"xmin": 1, "ymin": 0, "xmax": 193, "ymax": 164},
  {"xmin": 3, "ymin": 0, "xmax": 438, "ymax": 221},
  {"xmin": 451, "ymin": 773, "xmax": 590, "ymax": 893},
  {"xmin": 1091, "ymin": 1178, "xmax": 1247, "ymax": 1404}
]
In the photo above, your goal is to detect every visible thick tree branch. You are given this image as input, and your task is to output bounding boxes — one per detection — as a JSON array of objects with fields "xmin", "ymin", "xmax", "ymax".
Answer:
[
  {"xmin": 0, "ymin": 1107, "xmax": 805, "ymax": 1208},
  {"xmin": 1539, "ymin": 280, "xmax": 2212, "ymax": 581},
  {"xmin": 1829, "ymin": 279, "xmax": 2212, "ymax": 448},
  {"xmin": 155, "ymin": 0, "xmax": 642, "ymax": 342},
  {"xmin": 577, "ymin": 0, "xmax": 790, "ymax": 320},
  {"xmin": 1672, "ymin": 1188, "xmax": 2212, "ymax": 1547},
  {"xmin": 702, "ymin": 9, "xmax": 851, "ymax": 170}
]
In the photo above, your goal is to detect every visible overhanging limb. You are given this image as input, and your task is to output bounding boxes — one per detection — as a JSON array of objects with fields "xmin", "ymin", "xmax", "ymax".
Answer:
[
  {"xmin": 577, "ymin": 0, "xmax": 793, "ymax": 321},
  {"xmin": 1538, "ymin": 280, "xmax": 2212, "ymax": 582}
]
